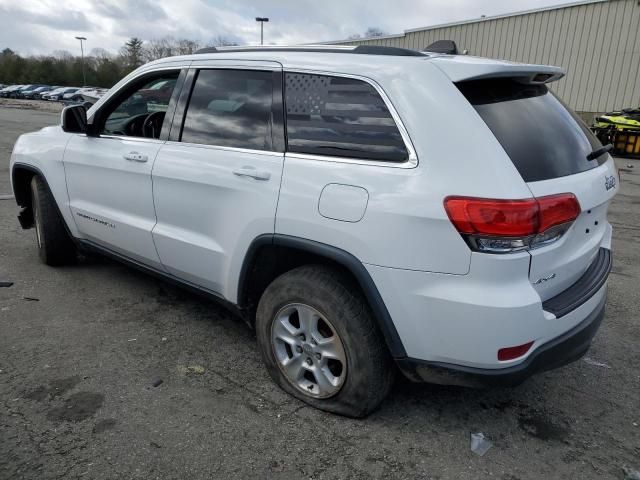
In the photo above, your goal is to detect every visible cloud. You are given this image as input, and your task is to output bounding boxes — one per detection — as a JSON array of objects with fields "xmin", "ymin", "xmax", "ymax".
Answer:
[
  {"xmin": 0, "ymin": 0, "xmax": 574, "ymax": 56},
  {"xmin": 0, "ymin": 5, "xmax": 92, "ymax": 31}
]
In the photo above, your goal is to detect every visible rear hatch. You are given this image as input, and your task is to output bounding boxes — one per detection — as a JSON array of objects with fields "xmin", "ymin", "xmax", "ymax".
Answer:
[{"xmin": 454, "ymin": 71, "xmax": 618, "ymax": 302}]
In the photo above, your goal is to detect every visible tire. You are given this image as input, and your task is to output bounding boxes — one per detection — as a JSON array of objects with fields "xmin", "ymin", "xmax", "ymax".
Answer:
[
  {"xmin": 256, "ymin": 265, "xmax": 395, "ymax": 417},
  {"xmin": 30, "ymin": 175, "xmax": 77, "ymax": 266}
]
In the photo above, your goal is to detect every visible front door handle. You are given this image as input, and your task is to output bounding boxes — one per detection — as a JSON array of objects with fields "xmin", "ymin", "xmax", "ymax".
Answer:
[
  {"xmin": 123, "ymin": 151, "xmax": 148, "ymax": 163},
  {"xmin": 233, "ymin": 166, "xmax": 271, "ymax": 181}
]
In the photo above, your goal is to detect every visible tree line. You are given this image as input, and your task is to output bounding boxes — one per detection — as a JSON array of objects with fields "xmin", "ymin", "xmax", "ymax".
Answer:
[
  {"xmin": 0, "ymin": 36, "xmax": 237, "ymax": 89},
  {"xmin": 0, "ymin": 27, "xmax": 385, "ymax": 89}
]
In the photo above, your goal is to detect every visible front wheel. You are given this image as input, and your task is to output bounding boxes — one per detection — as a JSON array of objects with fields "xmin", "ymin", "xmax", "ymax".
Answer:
[
  {"xmin": 256, "ymin": 265, "xmax": 395, "ymax": 417},
  {"xmin": 30, "ymin": 176, "xmax": 77, "ymax": 265}
]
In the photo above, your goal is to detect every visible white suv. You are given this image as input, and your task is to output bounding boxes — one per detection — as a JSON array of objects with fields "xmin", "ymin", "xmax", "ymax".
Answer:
[{"xmin": 10, "ymin": 46, "xmax": 617, "ymax": 417}]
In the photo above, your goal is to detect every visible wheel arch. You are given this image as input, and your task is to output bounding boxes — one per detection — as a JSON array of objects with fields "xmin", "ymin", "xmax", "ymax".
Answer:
[
  {"xmin": 11, "ymin": 163, "xmax": 76, "ymax": 237},
  {"xmin": 11, "ymin": 163, "xmax": 47, "ymax": 229},
  {"xmin": 11, "ymin": 163, "xmax": 40, "ymax": 208},
  {"xmin": 238, "ymin": 234, "xmax": 407, "ymax": 358}
]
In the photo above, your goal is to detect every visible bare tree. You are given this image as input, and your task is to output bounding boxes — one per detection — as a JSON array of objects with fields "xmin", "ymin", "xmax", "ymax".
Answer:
[
  {"xmin": 144, "ymin": 37, "xmax": 174, "ymax": 61},
  {"xmin": 89, "ymin": 48, "xmax": 112, "ymax": 60},
  {"xmin": 208, "ymin": 35, "xmax": 239, "ymax": 47},
  {"xmin": 52, "ymin": 50, "xmax": 73, "ymax": 60},
  {"xmin": 364, "ymin": 27, "xmax": 386, "ymax": 38},
  {"xmin": 175, "ymin": 39, "xmax": 201, "ymax": 56}
]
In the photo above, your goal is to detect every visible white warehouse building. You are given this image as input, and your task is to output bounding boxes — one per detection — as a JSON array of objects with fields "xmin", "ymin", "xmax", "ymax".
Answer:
[{"xmin": 325, "ymin": 0, "xmax": 640, "ymax": 120}]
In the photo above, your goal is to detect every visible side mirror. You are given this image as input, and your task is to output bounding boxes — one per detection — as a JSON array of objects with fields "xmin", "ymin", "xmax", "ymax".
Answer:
[{"xmin": 61, "ymin": 105, "xmax": 88, "ymax": 134}]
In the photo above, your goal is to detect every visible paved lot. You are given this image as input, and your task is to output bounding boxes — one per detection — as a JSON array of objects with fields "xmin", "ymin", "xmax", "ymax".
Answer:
[{"xmin": 1, "ymin": 106, "xmax": 639, "ymax": 480}]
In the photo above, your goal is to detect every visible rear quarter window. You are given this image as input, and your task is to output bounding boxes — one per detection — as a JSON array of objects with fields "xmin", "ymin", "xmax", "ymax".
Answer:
[
  {"xmin": 457, "ymin": 78, "xmax": 604, "ymax": 182},
  {"xmin": 284, "ymin": 73, "xmax": 408, "ymax": 162}
]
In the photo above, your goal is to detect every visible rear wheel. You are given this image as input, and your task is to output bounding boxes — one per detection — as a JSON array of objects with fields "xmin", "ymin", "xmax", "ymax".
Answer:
[
  {"xmin": 256, "ymin": 265, "xmax": 395, "ymax": 417},
  {"xmin": 30, "ymin": 176, "xmax": 77, "ymax": 265}
]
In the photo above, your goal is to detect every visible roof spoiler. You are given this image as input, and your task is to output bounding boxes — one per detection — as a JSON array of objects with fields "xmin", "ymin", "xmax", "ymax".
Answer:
[
  {"xmin": 430, "ymin": 55, "xmax": 565, "ymax": 84},
  {"xmin": 423, "ymin": 40, "xmax": 458, "ymax": 55}
]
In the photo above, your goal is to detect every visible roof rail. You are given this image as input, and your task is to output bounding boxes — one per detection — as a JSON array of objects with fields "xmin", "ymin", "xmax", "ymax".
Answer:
[{"xmin": 194, "ymin": 45, "xmax": 426, "ymax": 57}]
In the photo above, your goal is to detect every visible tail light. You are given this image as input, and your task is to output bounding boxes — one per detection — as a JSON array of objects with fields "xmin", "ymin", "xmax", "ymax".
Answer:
[{"xmin": 444, "ymin": 193, "xmax": 580, "ymax": 254}]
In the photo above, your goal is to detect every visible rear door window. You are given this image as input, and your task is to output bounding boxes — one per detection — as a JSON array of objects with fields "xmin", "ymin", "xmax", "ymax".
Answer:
[
  {"xmin": 181, "ymin": 69, "xmax": 274, "ymax": 151},
  {"xmin": 284, "ymin": 73, "xmax": 408, "ymax": 162},
  {"xmin": 457, "ymin": 78, "xmax": 604, "ymax": 182}
]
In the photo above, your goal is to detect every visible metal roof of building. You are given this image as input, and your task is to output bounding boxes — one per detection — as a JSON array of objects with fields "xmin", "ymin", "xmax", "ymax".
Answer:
[{"xmin": 321, "ymin": 0, "xmax": 610, "ymax": 44}]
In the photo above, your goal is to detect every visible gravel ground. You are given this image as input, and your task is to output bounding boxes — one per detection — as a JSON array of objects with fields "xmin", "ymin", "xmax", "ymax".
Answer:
[{"xmin": 0, "ymin": 106, "xmax": 639, "ymax": 480}]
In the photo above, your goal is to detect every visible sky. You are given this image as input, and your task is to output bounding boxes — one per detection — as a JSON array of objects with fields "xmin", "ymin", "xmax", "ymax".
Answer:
[{"xmin": 0, "ymin": 0, "xmax": 578, "ymax": 56}]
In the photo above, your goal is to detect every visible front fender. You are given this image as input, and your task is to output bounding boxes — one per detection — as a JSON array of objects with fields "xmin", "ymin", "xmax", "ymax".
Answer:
[{"xmin": 10, "ymin": 126, "xmax": 79, "ymax": 237}]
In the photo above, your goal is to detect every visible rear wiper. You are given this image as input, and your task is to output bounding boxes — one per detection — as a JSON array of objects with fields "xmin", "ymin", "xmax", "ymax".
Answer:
[{"xmin": 587, "ymin": 144, "xmax": 613, "ymax": 161}]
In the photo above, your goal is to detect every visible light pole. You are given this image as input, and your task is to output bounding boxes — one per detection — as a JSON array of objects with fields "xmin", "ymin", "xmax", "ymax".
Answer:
[
  {"xmin": 75, "ymin": 36, "xmax": 87, "ymax": 86},
  {"xmin": 255, "ymin": 17, "xmax": 269, "ymax": 45}
]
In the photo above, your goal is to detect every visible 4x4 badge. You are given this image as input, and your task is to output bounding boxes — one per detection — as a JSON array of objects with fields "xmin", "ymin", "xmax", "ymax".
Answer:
[{"xmin": 605, "ymin": 175, "xmax": 616, "ymax": 191}]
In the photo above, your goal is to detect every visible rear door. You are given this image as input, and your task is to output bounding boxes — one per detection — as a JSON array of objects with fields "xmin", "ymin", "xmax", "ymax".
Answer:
[
  {"xmin": 151, "ymin": 62, "xmax": 284, "ymax": 298},
  {"xmin": 458, "ymin": 78, "xmax": 618, "ymax": 301}
]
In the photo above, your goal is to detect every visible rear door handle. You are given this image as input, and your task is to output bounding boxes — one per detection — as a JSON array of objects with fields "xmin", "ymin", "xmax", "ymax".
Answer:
[
  {"xmin": 233, "ymin": 166, "xmax": 271, "ymax": 181},
  {"xmin": 123, "ymin": 151, "xmax": 148, "ymax": 163}
]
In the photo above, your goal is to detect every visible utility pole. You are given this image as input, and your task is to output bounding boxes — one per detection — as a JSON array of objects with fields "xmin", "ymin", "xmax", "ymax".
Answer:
[
  {"xmin": 75, "ymin": 36, "xmax": 87, "ymax": 85},
  {"xmin": 255, "ymin": 17, "xmax": 269, "ymax": 45}
]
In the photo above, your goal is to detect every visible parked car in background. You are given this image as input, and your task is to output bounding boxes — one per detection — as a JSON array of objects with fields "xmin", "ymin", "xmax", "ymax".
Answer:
[
  {"xmin": 80, "ymin": 87, "xmax": 108, "ymax": 103},
  {"xmin": 19, "ymin": 85, "xmax": 49, "ymax": 99},
  {"xmin": 0, "ymin": 85, "xmax": 22, "ymax": 97},
  {"xmin": 10, "ymin": 85, "xmax": 32, "ymax": 98},
  {"xmin": 15, "ymin": 85, "xmax": 45, "ymax": 98},
  {"xmin": 23, "ymin": 86, "xmax": 56, "ymax": 100},
  {"xmin": 3, "ymin": 85, "xmax": 27, "ymax": 98},
  {"xmin": 62, "ymin": 86, "xmax": 103, "ymax": 103},
  {"xmin": 43, "ymin": 87, "xmax": 79, "ymax": 101}
]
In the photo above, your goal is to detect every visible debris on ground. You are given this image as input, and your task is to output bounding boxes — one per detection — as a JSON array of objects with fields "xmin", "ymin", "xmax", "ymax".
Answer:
[
  {"xmin": 470, "ymin": 432, "xmax": 492, "ymax": 456},
  {"xmin": 583, "ymin": 357, "xmax": 611, "ymax": 368},
  {"xmin": 23, "ymin": 296, "xmax": 39, "ymax": 301},
  {"xmin": 627, "ymin": 164, "xmax": 634, "ymax": 168},
  {"xmin": 177, "ymin": 365, "xmax": 206, "ymax": 375},
  {"xmin": 0, "ymin": 281, "xmax": 13, "ymax": 287},
  {"xmin": 623, "ymin": 466, "xmax": 640, "ymax": 480},
  {"xmin": 127, "ymin": 338, "xmax": 137, "ymax": 342},
  {"xmin": 187, "ymin": 365, "xmax": 205, "ymax": 375},
  {"xmin": 151, "ymin": 377, "xmax": 163, "ymax": 387}
]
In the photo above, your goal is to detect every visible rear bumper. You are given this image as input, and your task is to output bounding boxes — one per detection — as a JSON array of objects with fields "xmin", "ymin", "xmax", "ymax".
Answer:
[{"xmin": 396, "ymin": 292, "xmax": 606, "ymax": 387}]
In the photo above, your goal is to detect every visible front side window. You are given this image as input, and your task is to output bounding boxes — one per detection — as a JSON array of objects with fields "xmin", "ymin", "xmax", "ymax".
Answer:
[
  {"xmin": 180, "ymin": 69, "xmax": 274, "ymax": 150},
  {"xmin": 284, "ymin": 73, "xmax": 408, "ymax": 162},
  {"xmin": 102, "ymin": 73, "xmax": 179, "ymax": 139}
]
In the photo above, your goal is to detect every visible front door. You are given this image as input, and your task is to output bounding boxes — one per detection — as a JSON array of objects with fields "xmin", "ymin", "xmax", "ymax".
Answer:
[
  {"xmin": 151, "ymin": 64, "xmax": 285, "ymax": 299},
  {"xmin": 63, "ymin": 70, "xmax": 183, "ymax": 269}
]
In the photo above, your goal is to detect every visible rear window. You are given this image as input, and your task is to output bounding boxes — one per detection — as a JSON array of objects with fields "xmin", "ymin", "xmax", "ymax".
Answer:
[
  {"xmin": 457, "ymin": 78, "xmax": 604, "ymax": 182},
  {"xmin": 284, "ymin": 73, "xmax": 408, "ymax": 162}
]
